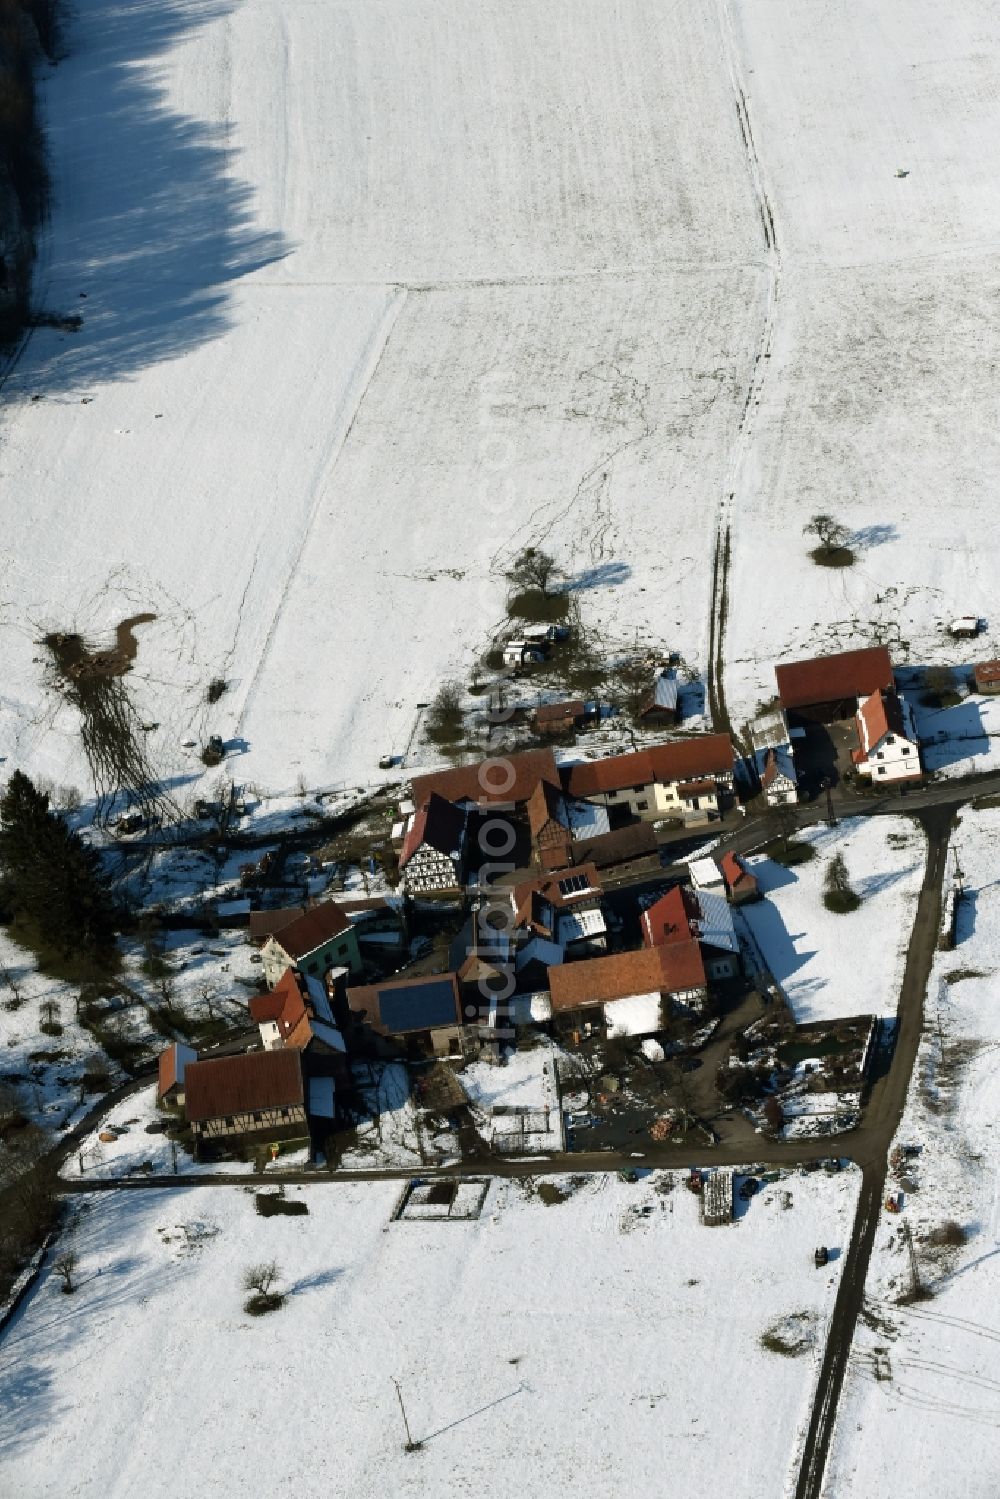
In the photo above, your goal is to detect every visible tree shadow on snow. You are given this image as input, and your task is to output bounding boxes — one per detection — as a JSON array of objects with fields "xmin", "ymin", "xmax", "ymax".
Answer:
[{"xmin": 12, "ymin": 0, "xmax": 289, "ymax": 395}]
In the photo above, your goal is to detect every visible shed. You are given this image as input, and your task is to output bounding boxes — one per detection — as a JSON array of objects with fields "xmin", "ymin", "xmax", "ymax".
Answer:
[
  {"xmin": 949, "ymin": 616, "xmax": 981, "ymax": 639},
  {"xmin": 974, "ymin": 660, "xmax": 1000, "ymax": 695}
]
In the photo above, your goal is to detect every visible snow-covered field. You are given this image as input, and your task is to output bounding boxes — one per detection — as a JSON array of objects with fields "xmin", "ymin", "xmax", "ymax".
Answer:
[
  {"xmin": 0, "ymin": 0, "xmax": 769, "ymax": 802},
  {"xmin": 826, "ymin": 807, "xmax": 1000, "ymax": 1496},
  {"xmin": 741, "ymin": 817, "xmax": 925, "ymax": 1024},
  {"xmin": 1, "ymin": 1166, "xmax": 859, "ymax": 1499}
]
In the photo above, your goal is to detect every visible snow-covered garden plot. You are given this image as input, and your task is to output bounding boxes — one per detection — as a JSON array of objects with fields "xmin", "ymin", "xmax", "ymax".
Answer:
[
  {"xmin": 740, "ymin": 818, "xmax": 925, "ymax": 1024},
  {"xmin": 0, "ymin": 1167, "xmax": 859, "ymax": 1499},
  {"xmin": 825, "ymin": 807, "xmax": 1000, "ymax": 1498},
  {"xmin": 907, "ymin": 681, "xmax": 1000, "ymax": 780},
  {"xmin": 462, "ymin": 1042, "xmax": 565, "ymax": 1154}
]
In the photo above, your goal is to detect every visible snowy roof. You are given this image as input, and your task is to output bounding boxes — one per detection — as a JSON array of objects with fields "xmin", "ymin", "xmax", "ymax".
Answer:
[
  {"xmin": 566, "ymin": 796, "xmax": 611, "ymax": 839},
  {"xmin": 693, "ymin": 889, "xmax": 739, "ymax": 954},
  {"xmin": 689, "ymin": 856, "xmax": 725, "ymax": 890},
  {"xmin": 603, "ymin": 992, "xmax": 663, "ymax": 1037},
  {"xmin": 651, "ymin": 672, "xmax": 679, "ymax": 710},
  {"xmin": 557, "ymin": 908, "xmax": 607, "ymax": 944}
]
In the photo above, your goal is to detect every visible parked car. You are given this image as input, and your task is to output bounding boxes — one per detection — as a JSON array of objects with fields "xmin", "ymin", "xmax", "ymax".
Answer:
[{"xmin": 814, "ymin": 1246, "xmax": 829, "ymax": 1268}]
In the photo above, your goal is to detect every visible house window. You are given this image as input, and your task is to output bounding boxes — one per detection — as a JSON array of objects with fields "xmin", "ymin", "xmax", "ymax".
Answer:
[
  {"xmin": 877, "ymin": 767, "xmax": 886, "ymax": 775},
  {"xmin": 876, "ymin": 751, "xmax": 884, "ymax": 760},
  {"xmin": 901, "ymin": 747, "xmax": 910, "ymax": 755},
  {"xmin": 635, "ymin": 800, "xmax": 648, "ymax": 812},
  {"xmin": 886, "ymin": 735, "xmax": 895, "ymax": 745}
]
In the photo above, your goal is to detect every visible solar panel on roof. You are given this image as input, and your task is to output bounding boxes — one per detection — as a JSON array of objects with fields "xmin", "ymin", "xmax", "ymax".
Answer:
[
  {"xmin": 377, "ymin": 978, "xmax": 458, "ymax": 1033},
  {"xmin": 557, "ymin": 872, "xmax": 589, "ymax": 895}
]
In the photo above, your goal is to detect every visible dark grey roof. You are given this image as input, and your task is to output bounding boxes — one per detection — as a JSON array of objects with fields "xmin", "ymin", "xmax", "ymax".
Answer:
[{"xmin": 378, "ymin": 977, "xmax": 460, "ymax": 1034}]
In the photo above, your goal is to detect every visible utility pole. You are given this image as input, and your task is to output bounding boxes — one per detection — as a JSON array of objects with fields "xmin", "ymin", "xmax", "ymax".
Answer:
[
  {"xmin": 901, "ymin": 1219, "xmax": 922, "ymax": 1301},
  {"xmin": 392, "ymin": 1378, "xmax": 421, "ymax": 1452},
  {"xmin": 824, "ymin": 779, "xmax": 837, "ymax": 827}
]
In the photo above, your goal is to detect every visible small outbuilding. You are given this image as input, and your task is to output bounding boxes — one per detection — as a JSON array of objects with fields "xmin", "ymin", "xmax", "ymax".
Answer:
[
  {"xmin": 949, "ymin": 616, "xmax": 981, "ymax": 640},
  {"xmin": 974, "ymin": 660, "xmax": 1000, "ymax": 695}
]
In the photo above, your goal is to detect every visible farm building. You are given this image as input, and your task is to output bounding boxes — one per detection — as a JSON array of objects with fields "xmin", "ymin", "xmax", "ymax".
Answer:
[
  {"xmin": 563, "ymin": 735, "xmax": 734, "ymax": 824},
  {"xmin": 775, "ymin": 646, "xmax": 894, "ymax": 724},
  {"xmin": 571, "ymin": 820, "xmax": 659, "ymax": 872},
  {"xmin": 182, "ymin": 1049, "xmax": 314, "ymax": 1148}
]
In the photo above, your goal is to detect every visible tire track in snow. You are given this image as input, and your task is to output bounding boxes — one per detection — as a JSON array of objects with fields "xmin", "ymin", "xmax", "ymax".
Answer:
[
  {"xmin": 233, "ymin": 291, "xmax": 407, "ymax": 744},
  {"xmin": 707, "ymin": 0, "xmax": 781, "ymax": 747}
]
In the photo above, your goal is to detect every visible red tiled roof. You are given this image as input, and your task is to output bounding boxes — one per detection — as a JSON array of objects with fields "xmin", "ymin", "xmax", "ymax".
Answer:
[
  {"xmin": 157, "ymin": 1042, "xmax": 196, "ymax": 1099},
  {"xmin": 399, "ymin": 792, "xmax": 465, "ymax": 868},
  {"xmin": 267, "ymin": 900, "xmax": 351, "ymax": 960},
  {"xmin": 249, "ymin": 990, "xmax": 285, "ymax": 1024},
  {"xmin": 410, "ymin": 748, "xmax": 559, "ymax": 809},
  {"xmin": 760, "ymin": 749, "xmax": 780, "ymax": 789},
  {"xmin": 857, "ymin": 689, "xmax": 906, "ymax": 753},
  {"xmin": 512, "ymin": 864, "xmax": 601, "ymax": 924},
  {"xmin": 527, "ymin": 778, "xmax": 568, "ymax": 839},
  {"xmin": 719, "ymin": 851, "xmax": 756, "ymax": 893},
  {"xmin": 676, "ymin": 778, "xmax": 716, "ymax": 797},
  {"xmin": 657, "ymin": 938, "xmax": 708, "ymax": 993},
  {"xmin": 775, "ymin": 647, "xmax": 893, "ymax": 711},
  {"xmin": 564, "ymin": 735, "xmax": 733, "ymax": 797},
  {"xmin": 534, "ymin": 699, "xmax": 585, "ymax": 728},
  {"xmin": 248, "ymin": 907, "xmax": 306, "ymax": 944},
  {"xmin": 974, "ymin": 660, "xmax": 1000, "ymax": 688},
  {"xmin": 548, "ymin": 948, "xmax": 670, "ymax": 1011},
  {"xmin": 640, "ymin": 886, "xmax": 700, "ymax": 948},
  {"xmin": 183, "ymin": 1049, "xmax": 304, "ymax": 1123}
]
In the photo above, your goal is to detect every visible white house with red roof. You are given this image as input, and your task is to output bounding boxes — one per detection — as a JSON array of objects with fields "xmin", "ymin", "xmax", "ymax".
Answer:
[{"xmin": 852, "ymin": 689, "xmax": 921, "ymax": 784}]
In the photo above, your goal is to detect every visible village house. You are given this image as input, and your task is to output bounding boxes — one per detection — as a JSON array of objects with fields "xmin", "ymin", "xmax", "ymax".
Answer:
[
  {"xmin": 250, "ymin": 967, "xmax": 348, "ymax": 1053},
  {"xmin": 182, "ymin": 1049, "xmax": 315, "ymax": 1149},
  {"xmin": 759, "ymin": 745, "xmax": 799, "ymax": 805},
  {"xmin": 398, "ymin": 792, "xmax": 466, "ymax": 894},
  {"xmin": 688, "ymin": 856, "xmax": 726, "ymax": 898},
  {"xmin": 526, "ymin": 778, "xmax": 573, "ymax": 870},
  {"xmin": 510, "ymin": 864, "xmax": 607, "ymax": 971},
  {"xmin": 157, "ymin": 1041, "xmax": 197, "ymax": 1106},
  {"xmin": 344, "ymin": 972, "xmax": 466, "ymax": 1059},
  {"xmin": 563, "ymin": 734, "xmax": 734, "ymax": 825},
  {"xmin": 410, "ymin": 746, "xmax": 560, "ymax": 811},
  {"xmin": 640, "ymin": 884, "xmax": 741, "ymax": 985},
  {"xmin": 852, "ymin": 688, "xmax": 922, "ymax": 783},
  {"xmin": 259, "ymin": 900, "xmax": 362, "ymax": 986},
  {"xmin": 534, "ymin": 699, "xmax": 588, "ymax": 737},
  {"xmin": 717, "ymin": 851, "xmax": 760, "ymax": 905}
]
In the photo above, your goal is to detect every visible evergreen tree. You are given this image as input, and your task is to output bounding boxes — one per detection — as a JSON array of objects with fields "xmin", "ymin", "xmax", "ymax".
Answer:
[{"xmin": 0, "ymin": 770, "xmax": 117, "ymax": 963}]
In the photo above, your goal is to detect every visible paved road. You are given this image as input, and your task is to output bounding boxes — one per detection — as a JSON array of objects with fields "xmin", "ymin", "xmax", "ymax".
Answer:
[{"xmin": 792, "ymin": 806, "xmax": 951, "ymax": 1499}]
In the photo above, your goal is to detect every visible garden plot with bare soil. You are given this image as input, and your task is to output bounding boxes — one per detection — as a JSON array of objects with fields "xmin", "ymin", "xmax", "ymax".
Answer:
[
  {"xmin": 0, "ymin": 1167, "xmax": 859, "ymax": 1499},
  {"xmin": 825, "ymin": 807, "xmax": 1000, "ymax": 1498},
  {"xmin": 739, "ymin": 818, "xmax": 925, "ymax": 1025}
]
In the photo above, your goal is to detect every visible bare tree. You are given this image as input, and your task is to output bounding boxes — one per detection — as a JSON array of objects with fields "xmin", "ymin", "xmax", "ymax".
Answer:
[
  {"xmin": 39, "ymin": 998, "xmax": 61, "ymax": 1035},
  {"xmin": 506, "ymin": 546, "xmax": 558, "ymax": 598},
  {"xmin": 803, "ymin": 514, "xmax": 851, "ymax": 560},
  {"xmin": 52, "ymin": 1250, "xmax": 79, "ymax": 1294},
  {"xmin": 242, "ymin": 1259, "xmax": 285, "ymax": 1314}
]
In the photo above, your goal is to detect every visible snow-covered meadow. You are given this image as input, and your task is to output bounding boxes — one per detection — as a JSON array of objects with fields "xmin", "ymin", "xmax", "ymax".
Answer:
[
  {"xmin": 740, "ymin": 817, "xmax": 926, "ymax": 1024},
  {"xmin": 0, "ymin": 1166, "xmax": 859, "ymax": 1499},
  {"xmin": 825, "ymin": 807, "xmax": 1000, "ymax": 1496}
]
